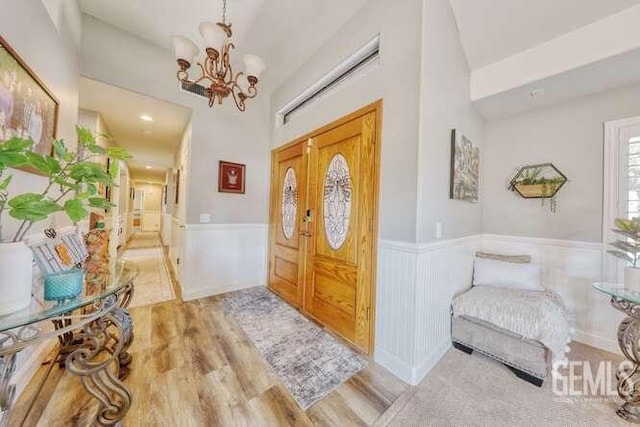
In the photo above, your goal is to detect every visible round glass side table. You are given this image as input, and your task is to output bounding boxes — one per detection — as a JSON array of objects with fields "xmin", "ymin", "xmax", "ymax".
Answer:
[
  {"xmin": 0, "ymin": 260, "xmax": 137, "ymax": 426},
  {"xmin": 594, "ymin": 282, "xmax": 640, "ymax": 423}
]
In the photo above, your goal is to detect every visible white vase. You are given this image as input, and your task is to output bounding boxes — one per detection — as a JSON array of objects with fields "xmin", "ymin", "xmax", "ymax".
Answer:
[
  {"xmin": 0, "ymin": 242, "xmax": 33, "ymax": 316},
  {"xmin": 624, "ymin": 267, "xmax": 640, "ymax": 292}
]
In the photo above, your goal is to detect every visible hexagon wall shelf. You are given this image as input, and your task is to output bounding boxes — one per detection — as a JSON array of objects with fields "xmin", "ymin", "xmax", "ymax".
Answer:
[{"xmin": 509, "ymin": 163, "xmax": 567, "ymax": 199}]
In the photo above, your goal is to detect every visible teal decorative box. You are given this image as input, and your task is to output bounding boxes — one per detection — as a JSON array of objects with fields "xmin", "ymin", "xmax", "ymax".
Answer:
[{"xmin": 44, "ymin": 268, "xmax": 84, "ymax": 301}]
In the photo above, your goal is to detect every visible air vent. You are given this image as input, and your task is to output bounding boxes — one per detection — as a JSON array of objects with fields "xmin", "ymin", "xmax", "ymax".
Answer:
[
  {"xmin": 181, "ymin": 81, "xmax": 208, "ymax": 98},
  {"xmin": 277, "ymin": 35, "xmax": 381, "ymax": 126}
]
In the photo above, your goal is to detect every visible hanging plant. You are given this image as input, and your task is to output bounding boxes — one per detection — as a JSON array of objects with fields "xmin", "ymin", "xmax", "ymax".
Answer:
[{"xmin": 509, "ymin": 163, "xmax": 567, "ymax": 213}]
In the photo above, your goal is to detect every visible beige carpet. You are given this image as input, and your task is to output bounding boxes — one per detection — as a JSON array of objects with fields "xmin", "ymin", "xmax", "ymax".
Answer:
[
  {"xmin": 122, "ymin": 233, "xmax": 175, "ymax": 308},
  {"xmin": 388, "ymin": 342, "xmax": 629, "ymax": 426}
]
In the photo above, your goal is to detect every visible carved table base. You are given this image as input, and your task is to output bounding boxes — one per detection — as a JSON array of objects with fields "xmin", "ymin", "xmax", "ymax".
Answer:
[
  {"xmin": 612, "ymin": 296, "xmax": 640, "ymax": 423},
  {"xmin": 0, "ymin": 281, "xmax": 135, "ymax": 427},
  {"xmin": 66, "ymin": 302, "xmax": 132, "ymax": 425}
]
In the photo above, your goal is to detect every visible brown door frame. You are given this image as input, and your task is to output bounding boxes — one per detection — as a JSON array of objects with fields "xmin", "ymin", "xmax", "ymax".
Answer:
[{"xmin": 267, "ymin": 100, "xmax": 382, "ymax": 354}]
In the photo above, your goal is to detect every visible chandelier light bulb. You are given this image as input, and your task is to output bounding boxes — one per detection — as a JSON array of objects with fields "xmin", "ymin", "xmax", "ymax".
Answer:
[
  {"xmin": 243, "ymin": 54, "xmax": 265, "ymax": 80},
  {"xmin": 199, "ymin": 21, "xmax": 226, "ymax": 50},
  {"xmin": 171, "ymin": 35, "xmax": 199, "ymax": 66},
  {"xmin": 172, "ymin": 0, "xmax": 263, "ymax": 111}
]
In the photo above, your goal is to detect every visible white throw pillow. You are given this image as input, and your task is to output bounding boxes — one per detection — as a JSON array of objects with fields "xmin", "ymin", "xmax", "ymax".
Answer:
[{"xmin": 473, "ymin": 257, "xmax": 542, "ymax": 291}]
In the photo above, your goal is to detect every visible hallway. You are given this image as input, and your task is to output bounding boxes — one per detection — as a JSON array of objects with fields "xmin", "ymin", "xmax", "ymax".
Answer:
[{"xmin": 122, "ymin": 232, "xmax": 176, "ymax": 309}]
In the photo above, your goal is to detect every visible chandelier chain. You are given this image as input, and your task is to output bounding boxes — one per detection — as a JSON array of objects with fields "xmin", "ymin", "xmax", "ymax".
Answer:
[{"xmin": 222, "ymin": 0, "xmax": 227, "ymax": 24}]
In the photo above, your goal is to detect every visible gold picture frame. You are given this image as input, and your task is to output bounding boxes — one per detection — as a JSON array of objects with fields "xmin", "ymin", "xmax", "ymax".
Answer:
[{"xmin": 0, "ymin": 36, "xmax": 59, "ymax": 175}]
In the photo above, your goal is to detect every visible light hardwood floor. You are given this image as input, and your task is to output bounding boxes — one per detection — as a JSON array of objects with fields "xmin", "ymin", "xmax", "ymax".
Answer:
[{"xmin": 11, "ymin": 295, "xmax": 408, "ymax": 426}]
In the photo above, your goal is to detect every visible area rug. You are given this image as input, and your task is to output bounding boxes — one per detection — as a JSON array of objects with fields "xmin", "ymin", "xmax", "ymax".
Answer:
[
  {"xmin": 387, "ymin": 342, "xmax": 627, "ymax": 426},
  {"xmin": 222, "ymin": 287, "xmax": 367, "ymax": 409},
  {"xmin": 122, "ymin": 246, "xmax": 175, "ymax": 309}
]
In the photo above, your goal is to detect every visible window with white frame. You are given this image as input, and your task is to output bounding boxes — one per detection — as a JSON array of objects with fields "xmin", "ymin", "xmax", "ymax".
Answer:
[
  {"xmin": 276, "ymin": 35, "xmax": 380, "ymax": 127},
  {"xmin": 622, "ymin": 134, "xmax": 640, "ymax": 219},
  {"xmin": 603, "ymin": 119, "xmax": 640, "ymax": 280}
]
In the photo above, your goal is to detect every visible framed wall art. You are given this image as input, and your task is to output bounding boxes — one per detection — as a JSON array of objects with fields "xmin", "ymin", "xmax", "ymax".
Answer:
[
  {"xmin": 218, "ymin": 161, "xmax": 245, "ymax": 194},
  {"xmin": 0, "ymin": 36, "xmax": 59, "ymax": 174},
  {"xmin": 450, "ymin": 128, "xmax": 479, "ymax": 203}
]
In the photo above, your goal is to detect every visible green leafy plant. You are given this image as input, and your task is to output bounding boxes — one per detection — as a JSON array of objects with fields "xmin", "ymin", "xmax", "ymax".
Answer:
[
  {"xmin": 0, "ymin": 126, "xmax": 131, "ymax": 242},
  {"xmin": 514, "ymin": 167, "xmax": 566, "ymax": 188},
  {"xmin": 608, "ymin": 218, "xmax": 640, "ymax": 268}
]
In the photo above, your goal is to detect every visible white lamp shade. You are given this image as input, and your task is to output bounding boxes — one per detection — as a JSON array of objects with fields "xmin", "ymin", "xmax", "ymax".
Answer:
[
  {"xmin": 171, "ymin": 36, "xmax": 199, "ymax": 62},
  {"xmin": 244, "ymin": 54, "xmax": 266, "ymax": 78},
  {"xmin": 199, "ymin": 21, "xmax": 226, "ymax": 49}
]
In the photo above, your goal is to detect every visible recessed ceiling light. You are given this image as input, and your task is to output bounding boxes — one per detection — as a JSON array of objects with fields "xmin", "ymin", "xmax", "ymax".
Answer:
[
  {"xmin": 140, "ymin": 114, "xmax": 153, "ymax": 122},
  {"xmin": 146, "ymin": 165, "xmax": 152, "ymax": 169}
]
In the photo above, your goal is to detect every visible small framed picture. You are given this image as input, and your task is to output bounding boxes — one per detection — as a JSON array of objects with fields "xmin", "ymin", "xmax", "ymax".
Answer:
[{"xmin": 218, "ymin": 161, "xmax": 245, "ymax": 194}]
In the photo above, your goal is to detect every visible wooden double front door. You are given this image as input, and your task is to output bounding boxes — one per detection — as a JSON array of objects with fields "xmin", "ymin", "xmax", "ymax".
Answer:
[{"xmin": 268, "ymin": 102, "xmax": 381, "ymax": 354}]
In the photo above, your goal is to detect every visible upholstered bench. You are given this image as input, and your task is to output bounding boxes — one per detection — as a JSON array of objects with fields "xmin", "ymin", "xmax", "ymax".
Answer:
[{"xmin": 451, "ymin": 252, "xmax": 571, "ymax": 387}]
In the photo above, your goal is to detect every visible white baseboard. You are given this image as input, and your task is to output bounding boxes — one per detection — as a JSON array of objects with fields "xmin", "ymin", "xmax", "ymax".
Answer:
[
  {"xmin": 374, "ymin": 347, "xmax": 414, "ymax": 385},
  {"xmin": 182, "ymin": 281, "xmax": 264, "ymax": 301},
  {"xmin": 412, "ymin": 340, "xmax": 451, "ymax": 384},
  {"xmin": 573, "ymin": 329, "xmax": 620, "ymax": 355}
]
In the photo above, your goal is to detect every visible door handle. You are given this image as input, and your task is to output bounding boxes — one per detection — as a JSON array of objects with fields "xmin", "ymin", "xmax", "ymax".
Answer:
[{"xmin": 299, "ymin": 231, "xmax": 312, "ymax": 237}]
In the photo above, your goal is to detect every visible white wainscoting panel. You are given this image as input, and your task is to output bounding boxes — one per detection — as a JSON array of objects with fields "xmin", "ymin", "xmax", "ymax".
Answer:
[
  {"xmin": 374, "ymin": 233, "xmax": 619, "ymax": 385},
  {"xmin": 180, "ymin": 224, "xmax": 268, "ymax": 301},
  {"xmin": 480, "ymin": 234, "xmax": 621, "ymax": 353},
  {"xmin": 160, "ymin": 213, "xmax": 172, "ymax": 246},
  {"xmin": 413, "ymin": 237, "xmax": 478, "ymax": 381},
  {"xmin": 168, "ymin": 217, "xmax": 184, "ymax": 281},
  {"xmin": 126, "ymin": 212, "xmax": 134, "ymax": 242},
  {"xmin": 375, "ymin": 241, "xmax": 419, "ymax": 383},
  {"xmin": 375, "ymin": 236, "xmax": 479, "ymax": 385}
]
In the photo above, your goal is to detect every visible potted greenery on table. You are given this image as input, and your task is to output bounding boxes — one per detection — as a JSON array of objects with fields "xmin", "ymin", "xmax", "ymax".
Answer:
[
  {"xmin": 608, "ymin": 218, "xmax": 640, "ymax": 291},
  {"xmin": 0, "ymin": 126, "xmax": 130, "ymax": 314}
]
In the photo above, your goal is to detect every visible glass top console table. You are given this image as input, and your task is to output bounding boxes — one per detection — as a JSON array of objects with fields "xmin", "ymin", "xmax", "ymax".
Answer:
[
  {"xmin": 0, "ymin": 260, "xmax": 137, "ymax": 426},
  {"xmin": 594, "ymin": 282, "xmax": 640, "ymax": 423}
]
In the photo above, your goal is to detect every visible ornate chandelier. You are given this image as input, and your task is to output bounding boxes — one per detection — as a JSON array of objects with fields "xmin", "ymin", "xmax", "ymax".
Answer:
[{"xmin": 171, "ymin": 0, "xmax": 265, "ymax": 111}]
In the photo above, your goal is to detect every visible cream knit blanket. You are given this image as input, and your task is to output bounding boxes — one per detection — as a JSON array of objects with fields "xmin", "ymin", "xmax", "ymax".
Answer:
[{"xmin": 452, "ymin": 286, "xmax": 571, "ymax": 364}]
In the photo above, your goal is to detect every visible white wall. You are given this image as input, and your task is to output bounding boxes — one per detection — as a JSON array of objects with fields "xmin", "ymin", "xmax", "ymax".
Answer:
[
  {"xmin": 1, "ymin": 0, "xmax": 80, "ymax": 241},
  {"xmin": 80, "ymin": 15, "xmax": 270, "ymax": 226},
  {"xmin": 169, "ymin": 122, "xmax": 190, "ymax": 280},
  {"xmin": 1, "ymin": 0, "xmax": 81, "ymax": 399},
  {"xmin": 483, "ymin": 81, "xmax": 640, "ymax": 242},
  {"xmin": 81, "ymin": 15, "xmax": 271, "ymax": 296},
  {"xmin": 270, "ymin": 0, "xmax": 423, "ymax": 243},
  {"xmin": 374, "ymin": 0, "xmax": 487, "ymax": 384},
  {"xmin": 135, "ymin": 182, "xmax": 162, "ymax": 232},
  {"xmin": 180, "ymin": 224, "xmax": 267, "ymax": 300},
  {"xmin": 418, "ymin": 0, "xmax": 485, "ymax": 243}
]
